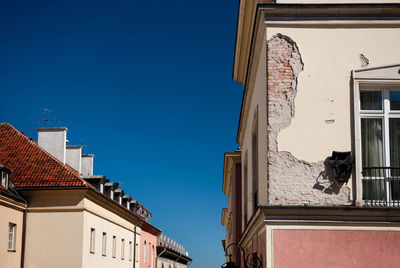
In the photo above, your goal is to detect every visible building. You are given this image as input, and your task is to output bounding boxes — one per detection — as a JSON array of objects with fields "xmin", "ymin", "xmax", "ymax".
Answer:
[
  {"xmin": 0, "ymin": 164, "xmax": 26, "ymax": 268},
  {"xmin": 0, "ymin": 123, "xmax": 142, "ymax": 268},
  {"xmin": 223, "ymin": 1, "xmax": 400, "ymax": 267},
  {"xmin": 157, "ymin": 233, "xmax": 191, "ymax": 268}
]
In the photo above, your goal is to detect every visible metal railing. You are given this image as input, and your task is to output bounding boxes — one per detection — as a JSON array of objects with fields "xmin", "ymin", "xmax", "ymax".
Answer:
[{"xmin": 362, "ymin": 167, "xmax": 400, "ymax": 207}]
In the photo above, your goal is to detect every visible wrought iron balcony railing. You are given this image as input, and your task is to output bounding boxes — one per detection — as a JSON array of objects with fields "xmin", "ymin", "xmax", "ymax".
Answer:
[{"xmin": 362, "ymin": 167, "xmax": 400, "ymax": 207}]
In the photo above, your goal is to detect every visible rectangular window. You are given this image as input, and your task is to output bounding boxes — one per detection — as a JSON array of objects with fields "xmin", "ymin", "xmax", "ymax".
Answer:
[
  {"xmin": 90, "ymin": 228, "xmax": 95, "ymax": 253},
  {"xmin": 121, "ymin": 239, "xmax": 125, "ymax": 260},
  {"xmin": 359, "ymin": 89, "xmax": 400, "ymax": 205},
  {"xmin": 135, "ymin": 243, "xmax": 139, "ymax": 263},
  {"xmin": 8, "ymin": 223, "xmax": 16, "ymax": 251},
  {"xmin": 129, "ymin": 241, "xmax": 133, "ymax": 261},
  {"xmin": 252, "ymin": 124, "xmax": 258, "ymax": 212},
  {"xmin": 243, "ymin": 154, "xmax": 248, "ymax": 226},
  {"xmin": 2, "ymin": 172, "xmax": 8, "ymax": 189},
  {"xmin": 112, "ymin": 236, "xmax": 116, "ymax": 258},
  {"xmin": 102, "ymin": 232, "xmax": 107, "ymax": 256}
]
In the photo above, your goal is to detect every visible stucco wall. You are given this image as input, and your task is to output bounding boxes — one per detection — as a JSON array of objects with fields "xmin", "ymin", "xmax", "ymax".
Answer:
[
  {"xmin": 241, "ymin": 32, "xmax": 268, "ymax": 221},
  {"xmin": 82, "ymin": 210, "xmax": 138, "ymax": 268},
  {"xmin": 263, "ymin": 26, "xmax": 400, "ymax": 205},
  {"xmin": 24, "ymin": 211, "xmax": 84, "ymax": 268},
  {"xmin": 0, "ymin": 197, "xmax": 24, "ymax": 268},
  {"xmin": 140, "ymin": 230, "xmax": 157, "ymax": 268},
  {"xmin": 273, "ymin": 229, "xmax": 400, "ymax": 268}
]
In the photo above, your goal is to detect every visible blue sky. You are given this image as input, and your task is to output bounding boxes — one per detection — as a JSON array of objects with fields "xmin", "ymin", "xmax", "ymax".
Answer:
[{"xmin": 0, "ymin": 1, "xmax": 242, "ymax": 267}]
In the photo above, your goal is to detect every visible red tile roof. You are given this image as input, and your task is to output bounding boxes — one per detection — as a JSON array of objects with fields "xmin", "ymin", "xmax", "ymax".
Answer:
[{"xmin": 0, "ymin": 123, "xmax": 88, "ymax": 188}]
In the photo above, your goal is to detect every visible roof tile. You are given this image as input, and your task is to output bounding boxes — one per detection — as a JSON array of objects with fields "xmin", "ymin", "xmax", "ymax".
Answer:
[{"xmin": 0, "ymin": 123, "xmax": 87, "ymax": 188}]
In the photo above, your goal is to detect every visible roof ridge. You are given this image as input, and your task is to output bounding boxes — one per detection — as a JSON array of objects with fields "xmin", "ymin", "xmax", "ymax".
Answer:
[{"xmin": 1, "ymin": 123, "xmax": 87, "ymax": 187}]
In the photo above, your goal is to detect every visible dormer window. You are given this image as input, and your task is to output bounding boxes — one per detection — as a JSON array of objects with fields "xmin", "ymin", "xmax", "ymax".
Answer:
[
  {"xmin": 99, "ymin": 183, "xmax": 104, "ymax": 193},
  {"xmin": 119, "ymin": 196, "xmax": 122, "ymax": 204},
  {"xmin": 127, "ymin": 202, "xmax": 130, "ymax": 210},
  {"xmin": 110, "ymin": 190, "xmax": 114, "ymax": 200},
  {"xmin": 2, "ymin": 171, "xmax": 8, "ymax": 189}
]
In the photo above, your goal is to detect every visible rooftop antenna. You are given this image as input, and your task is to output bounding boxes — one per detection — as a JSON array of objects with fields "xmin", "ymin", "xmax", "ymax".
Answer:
[{"xmin": 30, "ymin": 108, "xmax": 61, "ymax": 127}]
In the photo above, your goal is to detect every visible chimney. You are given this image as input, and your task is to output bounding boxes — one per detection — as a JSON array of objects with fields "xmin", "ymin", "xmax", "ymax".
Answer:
[
  {"xmin": 38, "ymin": 127, "xmax": 67, "ymax": 164},
  {"xmin": 66, "ymin": 145, "xmax": 82, "ymax": 173},
  {"xmin": 81, "ymin": 154, "xmax": 94, "ymax": 176}
]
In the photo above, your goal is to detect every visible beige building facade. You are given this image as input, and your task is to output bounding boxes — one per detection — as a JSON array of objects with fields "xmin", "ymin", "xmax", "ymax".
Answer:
[
  {"xmin": 223, "ymin": 1, "xmax": 400, "ymax": 268},
  {"xmin": 21, "ymin": 189, "xmax": 141, "ymax": 268}
]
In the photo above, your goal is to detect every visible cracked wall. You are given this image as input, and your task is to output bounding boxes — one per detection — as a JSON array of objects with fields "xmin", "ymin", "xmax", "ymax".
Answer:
[{"xmin": 266, "ymin": 34, "xmax": 351, "ymax": 205}]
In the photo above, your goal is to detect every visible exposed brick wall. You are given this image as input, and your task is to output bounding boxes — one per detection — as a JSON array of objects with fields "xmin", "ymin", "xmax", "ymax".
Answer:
[{"xmin": 266, "ymin": 34, "xmax": 351, "ymax": 206}]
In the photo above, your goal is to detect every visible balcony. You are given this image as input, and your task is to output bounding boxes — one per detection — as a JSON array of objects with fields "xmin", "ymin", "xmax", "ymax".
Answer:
[{"xmin": 362, "ymin": 167, "xmax": 400, "ymax": 207}]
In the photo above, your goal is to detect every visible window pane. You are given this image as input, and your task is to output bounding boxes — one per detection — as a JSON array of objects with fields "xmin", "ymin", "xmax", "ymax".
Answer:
[
  {"xmin": 390, "ymin": 91, "xmax": 400, "ymax": 110},
  {"xmin": 390, "ymin": 118, "xmax": 400, "ymax": 168},
  {"xmin": 360, "ymin": 91, "xmax": 382, "ymax": 110},
  {"xmin": 361, "ymin": 118, "xmax": 384, "ymax": 167}
]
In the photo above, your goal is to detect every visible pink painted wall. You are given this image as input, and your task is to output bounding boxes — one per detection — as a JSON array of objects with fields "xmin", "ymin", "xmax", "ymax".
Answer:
[
  {"xmin": 140, "ymin": 230, "xmax": 157, "ymax": 268},
  {"xmin": 274, "ymin": 229, "xmax": 400, "ymax": 268}
]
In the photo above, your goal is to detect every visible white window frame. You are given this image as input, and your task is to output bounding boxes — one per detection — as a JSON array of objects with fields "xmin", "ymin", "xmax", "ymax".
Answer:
[
  {"xmin": 90, "ymin": 228, "xmax": 95, "ymax": 254},
  {"xmin": 8, "ymin": 223, "xmax": 16, "ymax": 251},
  {"xmin": 102, "ymin": 232, "xmax": 107, "ymax": 256},
  {"xmin": 135, "ymin": 243, "xmax": 139, "ymax": 263},
  {"xmin": 353, "ymin": 65, "xmax": 400, "ymax": 205}
]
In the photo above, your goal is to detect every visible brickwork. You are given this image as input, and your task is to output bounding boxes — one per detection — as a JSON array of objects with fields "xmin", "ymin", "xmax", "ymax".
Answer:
[{"xmin": 266, "ymin": 34, "xmax": 351, "ymax": 205}]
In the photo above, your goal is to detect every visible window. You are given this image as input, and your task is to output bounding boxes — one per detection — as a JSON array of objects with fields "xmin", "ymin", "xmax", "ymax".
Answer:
[
  {"xmin": 8, "ymin": 223, "xmax": 16, "ymax": 251},
  {"xmin": 2, "ymin": 172, "xmax": 8, "ymax": 189},
  {"xmin": 110, "ymin": 190, "xmax": 114, "ymax": 200},
  {"xmin": 129, "ymin": 241, "xmax": 133, "ymax": 261},
  {"xmin": 90, "ymin": 228, "xmax": 95, "ymax": 253},
  {"xmin": 143, "ymin": 241, "xmax": 147, "ymax": 263},
  {"xmin": 151, "ymin": 245, "xmax": 154, "ymax": 268},
  {"xmin": 100, "ymin": 183, "xmax": 104, "ymax": 193},
  {"xmin": 135, "ymin": 243, "xmax": 139, "ymax": 263},
  {"xmin": 121, "ymin": 239, "xmax": 125, "ymax": 260},
  {"xmin": 112, "ymin": 236, "xmax": 116, "ymax": 258},
  {"xmin": 252, "ymin": 113, "xmax": 259, "ymax": 212},
  {"xmin": 102, "ymin": 232, "xmax": 107, "ymax": 256},
  {"xmin": 358, "ymin": 89, "xmax": 400, "ymax": 205},
  {"xmin": 243, "ymin": 152, "xmax": 248, "ymax": 225}
]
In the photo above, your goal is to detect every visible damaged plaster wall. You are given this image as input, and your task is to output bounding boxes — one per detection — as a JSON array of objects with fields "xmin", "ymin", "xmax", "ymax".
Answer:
[{"xmin": 267, "ymin": 34, "xmax": 351, "ymax": 205}]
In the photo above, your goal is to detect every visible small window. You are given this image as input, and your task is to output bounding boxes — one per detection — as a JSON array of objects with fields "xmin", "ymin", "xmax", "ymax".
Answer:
[
  {"xmin": 129, "ymin": 241, "xmax": 133, "ymax": 261},
  {"xmin": 2, "ymin": 172, "xmax": 8, "ymax": 189},
  {"xmin": 100, "ymin": 183, "xmax": 104, "ymax": 193},
  {"xmin": 112, "ymin": 236, "xmax": 116, "ymax": 258},
  {"xmin": 8, "ymin": 223, "xmax": 16, "ymax": 251},
  {"xmin": 121, "ymin": 239, "xmax": 125, "ymax": 260},
  {"xmin": 135, "ymin": 243, "xmax": 139, "ymax": 263},
  {"xmin": 102, "ymin": 232, "xmax": 107, "ymax": 256},
  {"xmin": 90, "ymin": 228, "xmax": 95, "ymax": 253},
  {"xmin": 110, "ymin": 190, "xmax": 114, "ymax": 200},
  {"xmin": 151, "ymin": 245, "xmax": 154, "ymax": 268},
  {"xmin": 143, "ymin": 241, "xmax": 147, "ymax": 263}
]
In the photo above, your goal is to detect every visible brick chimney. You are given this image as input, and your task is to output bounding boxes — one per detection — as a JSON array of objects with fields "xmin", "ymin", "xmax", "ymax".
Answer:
[{"xmin": 37, "ymin": 127, "xmax": 67, "ymax": 164}]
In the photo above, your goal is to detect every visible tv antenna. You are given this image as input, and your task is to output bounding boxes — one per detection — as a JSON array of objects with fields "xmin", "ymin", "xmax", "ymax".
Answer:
[{"xmin": 30, "ymin": 108, "xmax": 61, "ymax": 127}]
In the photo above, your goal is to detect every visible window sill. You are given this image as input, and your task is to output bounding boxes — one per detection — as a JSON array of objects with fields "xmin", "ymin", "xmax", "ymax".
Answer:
[
  {"xmin": 90, "ymin": 251, "xmax": 95, "ymax": 254},
  {"xmin": 8, "ymin": 249, "xmax": 16, "ymax": 252}
]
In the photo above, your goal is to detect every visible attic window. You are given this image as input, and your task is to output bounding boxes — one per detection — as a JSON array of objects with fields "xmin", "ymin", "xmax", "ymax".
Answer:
[
  {"xmin": 1, "ymin": 172, "xmax": 8, "ymax": 189},
  {"xmin": 110, "ymin": 190, "xmax": 114, "ymax": 200},
  {"xmin": 99, "ymin": 183, "xmax": 104, "ymax": 193}
]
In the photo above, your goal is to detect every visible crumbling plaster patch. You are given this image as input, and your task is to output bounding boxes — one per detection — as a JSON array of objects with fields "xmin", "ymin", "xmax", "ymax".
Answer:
[{"xmin": 267, "ymin": 34, "xmax": 351, "ymax": 205}]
